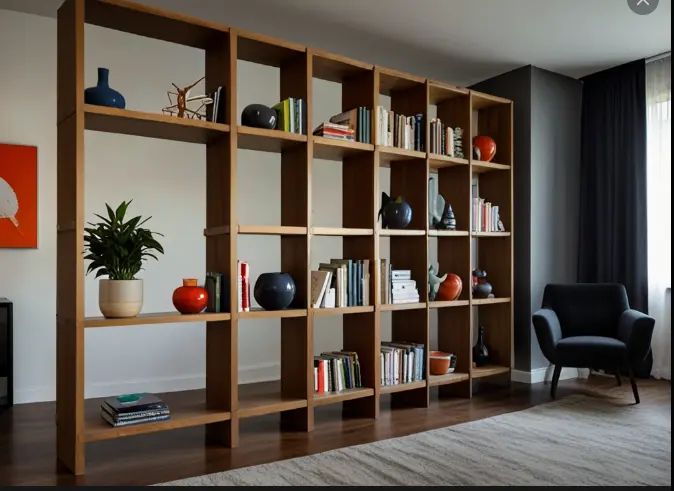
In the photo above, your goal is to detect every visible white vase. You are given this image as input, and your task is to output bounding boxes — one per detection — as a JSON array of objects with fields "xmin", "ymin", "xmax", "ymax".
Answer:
[{"xmin": 99, "ymin": 279, "xmax": 143, "ymax": 318}]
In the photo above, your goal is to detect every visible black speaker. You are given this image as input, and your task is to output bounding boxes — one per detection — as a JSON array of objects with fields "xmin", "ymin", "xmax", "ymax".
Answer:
[{"xmin": 241, "ymin": 104, "xmax": 277, "ymax": 129}]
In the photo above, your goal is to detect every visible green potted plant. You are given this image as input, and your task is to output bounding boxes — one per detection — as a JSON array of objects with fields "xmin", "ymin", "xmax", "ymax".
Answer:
[{"xmin": 84, "ymin": 201, "xmax": 164, "ymax": 318}]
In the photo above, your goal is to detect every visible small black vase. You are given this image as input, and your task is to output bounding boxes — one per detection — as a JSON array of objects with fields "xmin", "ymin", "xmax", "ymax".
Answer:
[
  {"xmin": 254, "ymin": 272, "xmax": 296, "ymax": 310},
  {"xmin": 473, "ymin": 325, "xmax": 490, "ymax": 367}
]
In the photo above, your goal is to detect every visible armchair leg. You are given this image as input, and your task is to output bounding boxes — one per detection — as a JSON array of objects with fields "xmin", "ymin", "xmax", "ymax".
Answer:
[
  {"xmin": 615, "ymin": 367, "xmax": 622, "ymax": 386},
  {"xmin": 628, "ymin": 366, "xmax": 640, "ymax": 404},
  {"xmin": 551, "ymin": 365, "xmax": 562, "ymax": 399}
]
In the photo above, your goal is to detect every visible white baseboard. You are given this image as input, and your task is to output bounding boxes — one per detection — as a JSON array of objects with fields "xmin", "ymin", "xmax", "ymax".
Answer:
[
  {"xmin": 13, "ymin": 362, "xmax": 281, "ymax": 404},
  {"xmin": 512, "ymin": 366, "xmax": 590, "ymax": 384}
]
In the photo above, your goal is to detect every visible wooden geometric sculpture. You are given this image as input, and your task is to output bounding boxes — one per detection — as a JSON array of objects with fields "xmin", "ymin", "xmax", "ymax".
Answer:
[{"xmin": 162, "ymin": 76, "xmax": 212, "ymax": 119}]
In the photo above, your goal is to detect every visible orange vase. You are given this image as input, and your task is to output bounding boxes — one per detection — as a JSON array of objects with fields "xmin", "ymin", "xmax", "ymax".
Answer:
[
  {"xmin": 437, "ymin": 274, "xmax": 463, "ymax": 301},
  {"xmin": 473, "ymin": 135, "xmax": 497, "ymax": 162},
  {"xmin": 172, "ymin": 278, "xmax": 208, "ymax": 314}
]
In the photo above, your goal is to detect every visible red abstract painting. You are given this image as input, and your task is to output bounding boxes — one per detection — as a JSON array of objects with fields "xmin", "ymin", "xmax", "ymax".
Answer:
[{"xmin": 0, "ymin": 144, "xmax": 38, "ymax": 248}]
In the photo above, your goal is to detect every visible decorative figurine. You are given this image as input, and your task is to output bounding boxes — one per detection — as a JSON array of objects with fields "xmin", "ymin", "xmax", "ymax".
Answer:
[
  {"xmin": 428, "ymin": 177, "xmax": 445, "ymax": 228},
  {"xmin": 472, "ymin": 269, "xmax": 494, "ymax": 298},
  {"xmin": 378, "ymin": 192, "xmax": 412, "ymax": 229},
  {"xmin": 428, "ymin": 264, "xmax": 447, "ymax": 301},
  {"xmin": 473, "ymin": 325, "xmax": 490, "ymax": 367},
  {"xmin": 438, "ymin": 203, "xmax": 457, "ymax": 230},
  {"xmin": 162, "ymin": 76, "xmax": 213, "ymax": 120}
]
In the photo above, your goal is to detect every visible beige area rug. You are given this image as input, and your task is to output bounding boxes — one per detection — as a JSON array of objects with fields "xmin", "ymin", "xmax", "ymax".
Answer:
[{"xmin": 161, "ymin": 395, "xmax": 671, "ymax": 486}]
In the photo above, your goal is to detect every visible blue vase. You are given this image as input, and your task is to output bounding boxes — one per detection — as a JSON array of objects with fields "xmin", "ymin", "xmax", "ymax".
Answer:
[
  {"xmin": 254, "ymin": 273, "xmax": 296, "ymax": 310},
  {"xmin": 85, "ymin": 67, "xmax": 125, "ymax": 109}
]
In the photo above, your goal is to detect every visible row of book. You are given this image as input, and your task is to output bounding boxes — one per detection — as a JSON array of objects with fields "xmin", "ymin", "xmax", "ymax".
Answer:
[
  {"xmin": 381, "ymin": 342, "xmax": 425, "ymax": 386},
  {"xmin": 272, "ymin": 97, "xmax": 306, "ymax": 134},
  {"xmin": 206, "ymin": 86, "xmax": 226, "ymax": 124},
  {"xmin": 100, "ymin": 393, "xmax": 170, "ymax": 427},
  {"xmin": 378, "ymin": 259, "xmax": 419, "ymax": 304},
  {"xmin": 329, "ymin": 107, "xmax": 372, "ymax": 143},
  {"xmin": 205, "ymin": 272, "xmax": 229, "ymax": 312},
  {"xmin": 313, "ymin": 351, "xmax": 362, "ymax": 393},
  {"xmin": 313, "ymin": 259, "xmax": 370, "ymax": 308},
  {"xmin": 472, "ymin": 197, "xmax": 504, "ymax": 232},
  {"xmin": 313, "ymin": 122, "xmax": 354, "ymax": 141},
  {"xmin": 376, "ymin": 106, "xmax": 424, "ymax": 151},
  {"xmin": 429, "ymin": 119, "xmax": 464, "ymax": 158}
]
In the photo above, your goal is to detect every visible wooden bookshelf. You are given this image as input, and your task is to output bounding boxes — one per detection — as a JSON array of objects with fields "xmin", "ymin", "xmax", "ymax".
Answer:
[{"xmin": 57, "ymin": 0, "xmax": 513, "ymax": 474}]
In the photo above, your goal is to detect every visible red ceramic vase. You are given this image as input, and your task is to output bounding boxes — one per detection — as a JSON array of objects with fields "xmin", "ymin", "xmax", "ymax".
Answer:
[
  {"xmin": 173, "ymin": 278, "xmax": 208, "ymax": 314},
  {"xmin": 473, "ymin": 135, "xmax": 497, "ymax": 162},
  {"xmin": 437, "ymin": 273, "xmax": 463, "ymax": 301}
]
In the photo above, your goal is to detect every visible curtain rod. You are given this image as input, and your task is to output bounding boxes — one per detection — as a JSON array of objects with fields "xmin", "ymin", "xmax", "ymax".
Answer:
[{"xmin": 647, "ymin": 51, "xmax": 671, "ymax": 63}]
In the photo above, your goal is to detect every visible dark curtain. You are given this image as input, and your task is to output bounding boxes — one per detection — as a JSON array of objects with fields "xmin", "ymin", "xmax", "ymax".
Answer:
[{"xmin": 578, "ymin": 60, "xmax": 648, "ymax": 313}]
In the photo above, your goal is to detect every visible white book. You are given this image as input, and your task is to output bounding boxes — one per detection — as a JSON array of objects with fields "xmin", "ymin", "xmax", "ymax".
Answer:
[
  {"xmin": 391, "ymin": 270, "xmax": 412, "ymax": 280},
  {"xmin": 323, "ymin": 287, "xmax": 336, "ymax": 308},
  {"xmin": 392, "ymin": 297, "xmax": 420, "ymax": 304}
]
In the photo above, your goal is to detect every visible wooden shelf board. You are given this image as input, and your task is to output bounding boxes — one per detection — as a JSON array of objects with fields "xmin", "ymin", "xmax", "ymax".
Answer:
[
  {"xmin": 238, "ymin": 224, "xmax": 307, "ymax": 235},
  {"xmin": 380, "ymin": 302, "xmax": 427, "ymax": 312},
  {"xmin": 311, "ymin": 305, "xmax": 374, "ymax": 317},
  {"xmin": 237, "ymin": 30, "xmax": 306, "ymax": 67},
  {"xmin": 428, "ymin": 372, "xmax": 470, "ymax": 387},
  {"xmin": 378, "ymin": 229, "xmax": 426, "ymax": 237},
  {"xmin": 471, "ymin": 160, "xmax": 511, "ymax": 173},
  {"xmin": 311, "ymin": 227, "xmax": 373, "ymax": 236},
  {"xmin": 471, "ymin": 365, "xmax": 510, "ymax": 379},
  {"xmin": 378, "ymin": 67, "xmax": 426, "ymax": 95},
  {"xmin": 312, "ymin": 136, "xmax": 374, "ymax": 161},
  {"xmin": 238, "ymin": 308, "xmax": 307, "ymax": 319},
  {"xmin": 84, "ymin": 389, "xmax": 230, "ymax": 443},
  {"xmin": 428, "ymin": 81, "xmax": 469, "ymax": 105},
  {"xmin": 238, "ymin": 384, "xmax": 308, "ymax": 419},
  {"xmin": 428, "ymin": 300, "xmax": 470, "ymax": 309},
  {"xmin": 84, "ymin": 0, "xmax": 229, "ymax": 49},
  {"xmin": 428, "ymin": 230, "xmax": 469, "ymax": 237},
  {"xmin": 377, "ymin": 145, "xmax": 426, "ymax": 164},
  {"xmin": 311, "ymin": 49, "xmax": 373, "ymax": 83},
  {"xmin": 380, "ymin": 379, "xmax": 427, "ymax": 394},
  {"xmin": 471, "ymin": 232, "xmax": 511, "ymax": 238},
  {"xmin": 312, "ymin": 387, "xmax": 375, "ymax": 407},
  {"xmin": 237, "ymin": 126, "xmax": 307, "ymax": 152},
  {"xmin": 471, "ymin": 91, "xmax": 512, "ymax": 110},
  {"xmin": 428, "ymin": 154, "xmax": 469, "ymax": 169},
  {"xmin": 84, "ymin": 311, "xmax": 230, "ymax": 328},
  {"xmin": 84, "ymin": 105, "xmax": 230, "ymax": 144},
  {"xmin": 471, "ymin": 297, "xmax": 511, "ymax": 306}
]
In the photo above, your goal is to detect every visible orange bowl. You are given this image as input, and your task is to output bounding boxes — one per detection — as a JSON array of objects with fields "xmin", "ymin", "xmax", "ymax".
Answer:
[{"xmin": 429, "ymin": 351, "xmax": 452, "ymax": 375}]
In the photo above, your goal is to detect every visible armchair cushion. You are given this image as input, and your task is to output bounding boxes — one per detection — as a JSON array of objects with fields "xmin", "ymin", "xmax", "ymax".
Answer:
[{"xmin": 556, "ymin": 336, "xmax": 627, "ymax": 367}]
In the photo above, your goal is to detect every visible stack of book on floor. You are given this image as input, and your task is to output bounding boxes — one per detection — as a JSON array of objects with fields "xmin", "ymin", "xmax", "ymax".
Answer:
[
  {"xmin": 314, "ymin": 351, "xmax": 362, "ymax": 393},
  {"xmin": 328, "ymin": 107, "xmax": 371, "ymax": 143},
  {"xmin": 272, "ymin": 97, "xmax": 306, "ymax": 134},
  {"xmin": 429, "ymin": 119, "xmax": 464, "ymax": 158},
  {"xmin": 380, "ymin": 342, "xmax": 425, "ymax": 386},
  {"xmin": 313, "ymin": 259, "xmax": 370, "ymax": 308},
  {"xmin": 100, "ymin": 393, "xmax": 170, "ymax": 427},
  {"xmin": 378, "ymin": 261, "xmax": 419, "ymax": 304},
  {"xmin": 376, "ymin": 106, "xmax": 424, "ymax": 151},
  {"xmin": 313, "ymin": 122, "xmax": 355, "ymax": 141}
]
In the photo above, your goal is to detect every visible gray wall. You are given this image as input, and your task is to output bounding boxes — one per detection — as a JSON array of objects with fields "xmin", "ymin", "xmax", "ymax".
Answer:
[{"xmin": 472, "ymin": 66, "xmax": 581, "ymax": 372}]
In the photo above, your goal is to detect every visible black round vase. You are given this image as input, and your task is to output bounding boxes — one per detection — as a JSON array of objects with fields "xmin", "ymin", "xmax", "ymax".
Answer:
[
  {"xmin": 473, "ymin": 281, "xmax": 493, "ymax": 298},
  {"xmin": 254, "ymin": 272, "xmax": 296, "ymax": 310},
  {"xmin": 241, "ymin": 104, "xmax": 277, "ymax": 129},
  {"xmin": 379, "ymin": 193, "xmax": 412, "ymax": 229}
]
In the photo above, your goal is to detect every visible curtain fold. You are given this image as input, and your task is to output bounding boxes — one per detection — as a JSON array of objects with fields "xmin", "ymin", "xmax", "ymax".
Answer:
[
  {"xmin": 646, "ymin": 54, "xmax": 671, "ymax": 380},
  {"xmin": 578, "ymin": 60, "xmax": 648, "ymax": 314}
]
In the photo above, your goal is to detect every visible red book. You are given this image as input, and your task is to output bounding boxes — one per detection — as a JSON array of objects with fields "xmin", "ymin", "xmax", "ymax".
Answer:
[
  {"xmin": 317, "ymin": 360, "xmax": 325, "ymax": 393},
  {"xmin": 239, "ymin": 261, "xmax": 250, "ymax": 312}
]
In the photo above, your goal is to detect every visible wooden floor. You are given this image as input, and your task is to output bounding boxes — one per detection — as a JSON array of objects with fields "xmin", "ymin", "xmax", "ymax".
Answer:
[{"xmin": 0, "ymin": 376, "xmax": 669, "ymax": 486}]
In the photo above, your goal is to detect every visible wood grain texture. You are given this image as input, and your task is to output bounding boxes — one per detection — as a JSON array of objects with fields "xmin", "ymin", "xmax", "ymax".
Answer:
[
  {"xmin": 84, "ymin": 312, "xmax": 230, "ymax": 328},
  {"xmin": 237, "ymin": 126, "xmax": 307, "ymax": 153}
]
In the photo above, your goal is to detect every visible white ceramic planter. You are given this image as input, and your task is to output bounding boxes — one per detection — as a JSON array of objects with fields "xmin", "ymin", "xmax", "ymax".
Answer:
[{"xmin": 99, "ymin": 279, "xmax": 143, "ymax": 318}]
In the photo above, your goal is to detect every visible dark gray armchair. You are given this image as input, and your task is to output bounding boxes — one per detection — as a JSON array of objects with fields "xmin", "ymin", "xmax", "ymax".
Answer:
[{"xmin": 532, "ymin": 283, "xmax": 654, "ymax": 404}]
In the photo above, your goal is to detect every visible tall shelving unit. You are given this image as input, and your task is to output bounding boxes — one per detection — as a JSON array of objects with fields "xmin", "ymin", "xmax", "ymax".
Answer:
[{"xmin": 56, "ymin": 0, "xmax": 513, "ymax": 475}]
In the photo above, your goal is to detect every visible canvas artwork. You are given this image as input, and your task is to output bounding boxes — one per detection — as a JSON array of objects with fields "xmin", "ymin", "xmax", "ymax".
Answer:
[{"xmin": 0, "ymin": 144, "xmax": 38, "ymax": 248}]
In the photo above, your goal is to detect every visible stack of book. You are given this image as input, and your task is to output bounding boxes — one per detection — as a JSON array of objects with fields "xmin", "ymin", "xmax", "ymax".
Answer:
[
  {"xmin": 205, "ymin": 272, "xmax": 229, "ymax": 312},
  {"xmin": 314, "ymin": 351, "xmax": 362, "ymax": 393},
  {"xmin": 206, "ymin": 86, "xmax": 226, "ymax": 123},
  {"xmin": 314, "ymin": 259, "xmax": 370, "ymax": 308},
  {"xmin": 328, "ymin": 107, "xmax": 371, "ymax": 143},
  {"xmin": 312, "ymin": 122, "xmax": 355, "ymax": 141},
  {"xmin": 273, "ymin": 97, "xmax": 306, "ymax": 134},
  {"xmin": 376, "ymin": 106, "xmax": 424, "ymax": 151},
  {"xmin": 472, "ymin": 196, "xmax": 503, "ymax": 232},
  {"xmin": 380, "ymin": 342, "xmax": 425, "ymax": 386},
  {"xmin": 388, "ymin": 267, "xmax": 420, "ymax": 304},
  {"xmin": 237, "ymin": 261, "xmax": 251, "ymax": 312},
  {"xmin": 100, "ymin": 393, "xmax": 170, "ymax": 427},
  {"xmin": 429, "ymin": 119, "xmax": 464, "ymax": 158}
]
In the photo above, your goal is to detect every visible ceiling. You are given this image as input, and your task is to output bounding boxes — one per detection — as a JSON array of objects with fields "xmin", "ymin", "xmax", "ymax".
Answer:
[{"xmin": 1, "ymin": 0, "xmax": 671, "ymax": 85}]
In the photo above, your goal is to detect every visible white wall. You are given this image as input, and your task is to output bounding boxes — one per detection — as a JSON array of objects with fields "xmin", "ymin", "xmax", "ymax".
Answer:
[{"xmin": 1, "ymin": 9, "xmax": 396, "ymax": 403}]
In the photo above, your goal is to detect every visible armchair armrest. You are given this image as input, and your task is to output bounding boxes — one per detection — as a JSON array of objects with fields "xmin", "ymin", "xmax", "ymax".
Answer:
[
  {"xmin": 532, "ymin": 308, "xmax": 562, "ymax": 364},
  {"xmin": 617, "ymin": 309, "xmax": 655, "ymax": 363}
]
